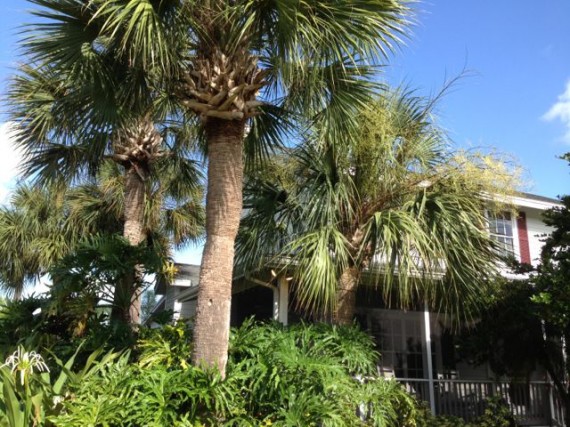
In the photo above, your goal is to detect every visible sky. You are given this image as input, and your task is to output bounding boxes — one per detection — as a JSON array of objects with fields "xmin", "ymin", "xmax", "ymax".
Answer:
[{"xmin": 0, "ymin": 1, "xmax": 569, "ymax": 266}]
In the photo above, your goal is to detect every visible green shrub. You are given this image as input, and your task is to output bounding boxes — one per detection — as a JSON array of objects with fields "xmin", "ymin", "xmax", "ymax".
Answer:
[
  {"xmin": 50, "ymin": 354, "xmax": 240, "ymax": 426},
  {"xmin": 136, "ymin": 321, "xmax": 193, "ymax": 369},
  {"xmin": 5, "ymin": 321, "xmax": 419, "ymax": 426},
  {"xmin": 228, "ymin": 320, "xmax": 418, "ymax": 426},
  {"xmin": 414, "ymin": 396, "xmax": 516, "ymax": 427},
  {"xmin": 474, "ymin": 396, "xmax": 515, "ymax": 427}
]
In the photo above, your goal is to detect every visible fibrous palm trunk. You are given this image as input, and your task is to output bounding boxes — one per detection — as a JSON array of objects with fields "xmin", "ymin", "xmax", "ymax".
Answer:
[
  {"xmin": 112, "ymin": 166, "xmax": 147, "ymax": 324},
  {"xmin": 110, "ymin": 119, "xmax": 161, "ymax": 325},
  {"xmin": 192, "ymin": 118, "xmax": 245, "ymax": 377},
  {"xmin": 13, "ymin": 285, "xmax": 23, "ymax": 302},
  {"xmin": 335, "ymin": 266, "xmax": 360, "ymax": 325}
]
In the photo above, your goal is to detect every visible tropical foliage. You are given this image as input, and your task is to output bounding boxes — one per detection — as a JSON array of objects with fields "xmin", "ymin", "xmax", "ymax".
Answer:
[
  {"xmin": 237, "ymin": 88, "xmax": 519, "ymax": 324},
  {"xmin": 8, "ymin": 0, "xmax": 414, "ymax": 373},
  {"xmin": 1, "ymin": 321, "xmax": 420, "ymax": 426},
  {"xmin": 8, "ymin": 0, "xmax": 204, "ymax": 324}
]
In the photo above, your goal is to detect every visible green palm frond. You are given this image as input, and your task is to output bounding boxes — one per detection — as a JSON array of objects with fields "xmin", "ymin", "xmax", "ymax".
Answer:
[
  {"xmin": 87, "ymin": 0, "xmax": 412, "ymax": 164},
  {"xmin": 244, "ymin": 104, "xmax": 295, "ymax": 168},
  {"xmin": 287, "ymin": 227, "xmax": 352, "ymax": 316},
  {"xmin": 240, "ymin": 85, "xmax": 509, "ymax": 321}
]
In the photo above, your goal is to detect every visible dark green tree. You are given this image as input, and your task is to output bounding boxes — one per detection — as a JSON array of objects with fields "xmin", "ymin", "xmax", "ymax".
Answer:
[
  {"xmin": 532, "ymin": 169, "xmax": 570, "ymax": 423},
  {"xmin": 458, "ymin": 154, "xmax": 570, "ymax": 424}
]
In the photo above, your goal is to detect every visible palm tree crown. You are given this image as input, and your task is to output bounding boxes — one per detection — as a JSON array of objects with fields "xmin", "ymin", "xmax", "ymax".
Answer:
[{"xmin": 237, "ymin": 88, "xmax": 520, "ymax": 324}]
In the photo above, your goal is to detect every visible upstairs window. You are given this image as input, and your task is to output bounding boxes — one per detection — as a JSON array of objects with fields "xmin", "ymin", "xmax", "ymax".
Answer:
[{"xmin": 487, "ymin": 211, "xmax": 514, "ymax": 258}]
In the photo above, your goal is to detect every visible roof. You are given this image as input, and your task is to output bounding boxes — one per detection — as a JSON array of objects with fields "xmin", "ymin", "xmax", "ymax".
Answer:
[
  {"xmin": 519, "ymin": 192, "xmax": 560, "ymax": 204},
  {"xmin": 510, "ymin": 192, "xmax": 562, "ymax": 211},
  {"xmin": 174, "ymin": 263, "xmax": 201, "ymax": 279},
  {"xmin": 154, "ymin": 263, "xmax": 201, "ymax": 295}
]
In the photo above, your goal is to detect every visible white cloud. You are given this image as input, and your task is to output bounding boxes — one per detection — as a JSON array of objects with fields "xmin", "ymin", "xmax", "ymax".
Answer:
[
  {"xmin": 542, "ymin": 80, "xmax": 570, "ymax": 144},
  {"xmin": 0, "ymin": 122, "xmax": 24, "ymax": 204}
]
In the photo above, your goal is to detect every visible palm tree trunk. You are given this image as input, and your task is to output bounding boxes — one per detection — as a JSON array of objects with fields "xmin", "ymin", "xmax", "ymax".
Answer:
[
  {"xmin": 335, "ymin": 266, "xmax": 360, "ymax": 325},
  {"xmin": 112, "ymin": 166, "xmax": 147, "ymax": 324},
  {"xmin": 192, "ymin": 118, "xmax": 245, "ymax": 377},
  {"xmin": 13, "ymin": 285, "xmax": 23, "ymax": 301}
]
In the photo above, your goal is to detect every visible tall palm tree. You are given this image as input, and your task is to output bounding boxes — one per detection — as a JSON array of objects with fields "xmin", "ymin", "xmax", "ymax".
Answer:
[
  {"xmin": 66, "ymin": 159, "xmax": 205, "ymax": 320},
  {"xmin": 8, "ymin": 0, "xmax": 202, "ymax": 323},
  {"xmin": 0, "ymin": 161, "xmax": 204, "ymax": 315},
  {"xmin": 90, "ymin": 0, "xmax": 412, "ymax": 374},
  {"xmin": 237, "ymin": 88, "xmax": 518, "ymax": 325}
]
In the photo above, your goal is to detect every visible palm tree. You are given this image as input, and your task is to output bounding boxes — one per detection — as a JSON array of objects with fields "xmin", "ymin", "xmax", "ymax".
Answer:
[
  {"xmin": 0, "ymin": 185, "xmax": 75, "ymax": 300},
  {"xmin": 0, "ymin": 161, "xmax": 204, "ymax": 315},
  {"xmin": 66, "ymin": 159, "xmax": 205, "ymax": 321},
  {"xmin": 237, "ymin": 88, "xmax": 518, "ymax": 325},
  {"xmin": 8, "ymin": 0, "xmax": 202, "ymax": 323},
  {"xmin": 89, "ymin": 0, "xmax": 412, "ymax": 374}
]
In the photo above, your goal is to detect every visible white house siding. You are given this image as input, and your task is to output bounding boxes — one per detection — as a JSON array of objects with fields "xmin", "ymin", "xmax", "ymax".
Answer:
[
  {"xmin": 179, "ymin": 300, "xmax": 197, "ymax": 320},
  {"xmin": 163, "ymin": 286, "xmax": 179, "ymax": 313},
  {"xmin": 160, "ymin": 287, "xmax": 198, "ymax": 321}
]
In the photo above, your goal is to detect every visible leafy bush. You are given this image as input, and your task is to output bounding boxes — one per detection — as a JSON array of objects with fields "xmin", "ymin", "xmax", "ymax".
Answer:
[
  {"xmin": 474, "ymin": 396, "xmax": 516, "ymax": 427},
  {"xmin": 228, "ymin": 320, "xmax": 418, "ymax": 426},
  {"xmin": 3, "ymin": 321, "xmax": 419, "ymax": 426},
  {"xmin": 50, "ymin": 352, "xmax": 240, "ymax": 426},
  {"xmin": 415, "ymin": 396, "xmax": 515, "ymax": 427},
  {"xmin": 136, "ymin": 321, "xmax": 193, "ymax": 369}
]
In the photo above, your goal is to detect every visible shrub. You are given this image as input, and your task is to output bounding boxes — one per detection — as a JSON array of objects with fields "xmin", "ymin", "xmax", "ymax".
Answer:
[
  {"xmin": 228, "ymin": 319, "xmax": 418, "ymax": 426},
  {"xmin": 50, "ymin": 354, "xmax": 240, "ymax": 426},
  {"xmin": 414, "ymin": 396, "xmax": 516, "ymax": 427},
  {"xmin": 136, "ymin": 321, "xmax": 193, "ymax": 369},
  {"xmin": 5, "ymin": 321, "xmax": 419, "ymax": 426}
]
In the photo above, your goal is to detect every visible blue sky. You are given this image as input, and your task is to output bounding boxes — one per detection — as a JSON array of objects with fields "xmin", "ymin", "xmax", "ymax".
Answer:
[
  {"xmin": 384, "ymin": 1, "xmax": 570, "ymax": 199},
  {"xmin": 0, "ymin": 1, "xmax": 569, "ymax": 264}
]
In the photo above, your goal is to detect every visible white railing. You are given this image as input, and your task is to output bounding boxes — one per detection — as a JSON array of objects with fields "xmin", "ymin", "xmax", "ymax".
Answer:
[{"xmin": 397, "ymin": 378, "xmax": 566, "ymax": 426}]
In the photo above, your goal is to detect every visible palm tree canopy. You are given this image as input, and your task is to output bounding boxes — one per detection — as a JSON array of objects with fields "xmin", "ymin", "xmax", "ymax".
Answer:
[
  {"xmin": 237, "ymin": 88, "xmax": 521, "ymax": 322},
  {"xmin": 0, "ymin": 162, "xmax": 204, "ymax": 298},
  {"xmin": 8, "ymin": 0, "xmax": 201, "ymax": 185},
  {"xmin": 74, "ymin": 0, "xmax": 413, "ymax": 155},
  {"xmin": 0, "ymin": 184, "xmax": 78, "ymax": 298}
]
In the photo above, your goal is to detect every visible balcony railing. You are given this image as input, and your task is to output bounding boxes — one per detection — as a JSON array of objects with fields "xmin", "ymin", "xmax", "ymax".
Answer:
[{"xmin": 397, "ymin": 378, "xmax": 566, "ymax": 426}]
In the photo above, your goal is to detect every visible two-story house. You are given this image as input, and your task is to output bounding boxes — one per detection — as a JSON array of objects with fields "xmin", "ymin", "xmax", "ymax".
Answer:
[{"xmin": 152, "ymin": 192, "xmax": 565, "ymax": 425}]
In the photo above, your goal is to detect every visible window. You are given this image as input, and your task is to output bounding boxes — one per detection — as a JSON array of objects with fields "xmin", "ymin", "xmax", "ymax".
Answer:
[
  {"xmin": 371, "ymin": 314, "xmax": 435, "ymax": 379},
  {"xmin": 488, "ymin": 211, "xmax": 514, "ymax": 257}
]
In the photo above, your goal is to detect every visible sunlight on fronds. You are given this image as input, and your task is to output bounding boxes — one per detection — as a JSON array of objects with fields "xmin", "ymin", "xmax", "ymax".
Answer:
[
  {"xmin": 238, "ymin": 85, "xmax": 519, "ymax": 323},
  {"xmin": 446, "ymin": 150, "xmax": 524, "ymax": 213}
]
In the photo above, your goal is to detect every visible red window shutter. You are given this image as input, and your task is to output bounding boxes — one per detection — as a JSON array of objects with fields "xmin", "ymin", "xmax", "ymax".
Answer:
[{"xmin": 516, "ymin": 211, "xmax": 531, "ymax": 264}]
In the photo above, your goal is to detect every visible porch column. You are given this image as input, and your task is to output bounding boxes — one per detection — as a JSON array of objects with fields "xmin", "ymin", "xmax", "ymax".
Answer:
[
  {"xmin": 424, "ymin": 302, "xmax": 436, "ymax": 414},
  {"xmin": 278, "ymin": 276, "xmax": 289, "ymax": 326},
  {"xmin": 272, "ymin": 288, "xmax": 279, "ymax": 321}
]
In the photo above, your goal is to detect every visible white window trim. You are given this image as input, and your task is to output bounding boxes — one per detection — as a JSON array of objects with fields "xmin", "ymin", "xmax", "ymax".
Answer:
[{"xmin": 486, "ymin": 210, "xmax": 520, "ymax": 262}]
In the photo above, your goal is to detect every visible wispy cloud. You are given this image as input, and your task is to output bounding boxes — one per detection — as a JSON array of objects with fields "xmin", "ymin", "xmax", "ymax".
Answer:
[
  {"xmin": 0, "ymin": 122, "xmax": 24, "ymax": 204},
  {"xmin": 542, "ymin": 80, "xmax": 570, "ymax": 144}
]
